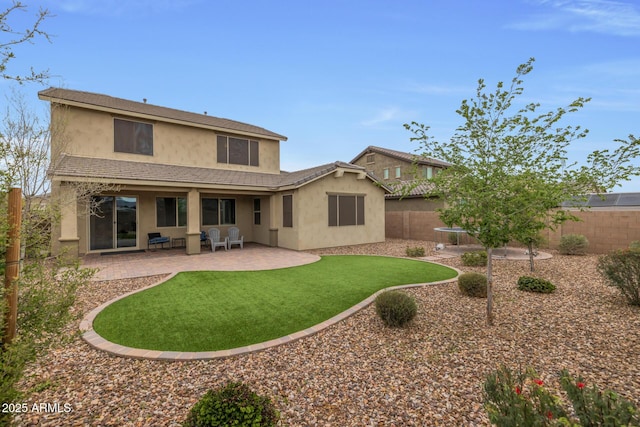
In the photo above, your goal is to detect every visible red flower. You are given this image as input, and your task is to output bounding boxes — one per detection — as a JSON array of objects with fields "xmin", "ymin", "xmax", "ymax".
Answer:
[
  {"xmin": 534, "ymin": 379, "xmax": 544, "ymax": 386},
  {"xmin": 515, "ymin": 386, "xmax": 522, "ymax": 395},
  {"xmin": 547, "ymin": 411, "xmax": 553, "ymax": 420},
  {"xmin": 577, "ymin": 382, "xmax": 585, "ymax": 389}
]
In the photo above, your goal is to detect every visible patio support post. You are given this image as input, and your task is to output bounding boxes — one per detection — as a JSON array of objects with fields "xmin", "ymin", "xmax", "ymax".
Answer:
[
  {"xmin": 269, "ymin": 194, "xmax": 278, "ymax": 247},
  {"xmin": 185, "ymin": 188, "xmax": 201, "ymax": 255},
  {"xmin": 57, "ymin": 183, "xmax": 80, "ymax": 257}
]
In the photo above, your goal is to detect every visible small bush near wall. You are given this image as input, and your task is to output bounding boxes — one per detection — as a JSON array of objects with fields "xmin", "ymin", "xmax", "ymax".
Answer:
[
  {"xmin": 405, "ymin": 246, "xmax": 425, "ymax": 257},
  {"xmin": 517, "ymin": 276, "xmax": 556, "ymax": 293},
  {"xmin": 458, "ymin": 272, "xmax": 487, "ymax": 298},
  {"xmin": 597, "ymin": 249, "xmax": 640, "ymax": 306},
  {"xmin": 375, "ymin": 290, "xmax": 418, "ymax": 327},
  {"xmin": 461, "ymin": 250, "xmax": 488, "ymax": 266},
  {"xmin": 559, "ymin": 234, "xmax": 589, "ymax": 255},
  {"xmin": 183, "ymin": 382, "xmax": 279, "ymax": 427}
]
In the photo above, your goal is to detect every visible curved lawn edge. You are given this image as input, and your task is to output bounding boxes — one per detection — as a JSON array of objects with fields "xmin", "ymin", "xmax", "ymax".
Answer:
[{"xmin": 80, "ymin": 258, "xmax": 462, "ymax": 362}]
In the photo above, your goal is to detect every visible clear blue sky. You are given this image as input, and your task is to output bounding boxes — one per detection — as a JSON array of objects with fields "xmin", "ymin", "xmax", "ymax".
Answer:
[{"xmin": 5, "ymin": 0, "xmax": 640, "ymax": 191}]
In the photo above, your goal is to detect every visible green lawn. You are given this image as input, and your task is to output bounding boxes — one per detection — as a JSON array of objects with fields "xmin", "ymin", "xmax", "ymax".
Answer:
[{"xmin": 92, "ymin": 255, "xmax": 457, "ymax": 352}]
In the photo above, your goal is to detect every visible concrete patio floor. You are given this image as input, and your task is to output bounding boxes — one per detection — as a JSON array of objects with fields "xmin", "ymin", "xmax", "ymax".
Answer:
[{"xmin": 81, "ymin": 243, "xmax": 321, "ymax": 281}]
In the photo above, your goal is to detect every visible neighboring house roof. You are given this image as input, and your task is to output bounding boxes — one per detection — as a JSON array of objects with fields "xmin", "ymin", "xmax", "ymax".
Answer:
[
  {"xmin": 384, "ymin": 180, "xmax": 436, "ymax": 200},
  {"xmin": 50, "ymin": 155, "xmax": 386, "ymax": 192},
  {"xmin": 38, "ymin": 87, "xmax": 287, "ymax": 141},
  {"xmin": 351, "ymin": 145, "xmax": 450, "ymax": 168}
]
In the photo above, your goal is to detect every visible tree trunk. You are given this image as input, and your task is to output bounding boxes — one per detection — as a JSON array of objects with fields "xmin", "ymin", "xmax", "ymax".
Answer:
[
  {"xmin": 528, "ymin": 241, "xmax": 535, "ymax": 272},
  {"xmin": 486, "ymin": 246, "xmax": 494, "ymax": 326}
]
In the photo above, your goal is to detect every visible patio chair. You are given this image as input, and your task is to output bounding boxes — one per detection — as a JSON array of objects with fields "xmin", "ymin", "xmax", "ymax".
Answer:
[
  {"xmin": 147, "ymin": 232, "xmax": 170, "ymax": 250},
  {"xmin": 228, "ymin": 226, "xmax": 244, "ymax": 249},
  {"xmin": 208, "ymin": 228, "xmax": 228, "ymax": 252},
  {"xmin": 200, "ymin": 230, "xmax": 209, "ymax": 248}
]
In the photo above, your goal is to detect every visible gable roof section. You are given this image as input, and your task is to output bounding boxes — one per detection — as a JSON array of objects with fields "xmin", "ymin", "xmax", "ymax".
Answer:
[
  {"xmin": 51, "ymin": 155, "xmax": 386, "ymax": 192},
  {"xmin": 38, "ymin": 87, "xmax": 287, "ymax": 141},
  {"xmin": 351, "ymin": 145, "xmax": 450, "ymax": 168}
]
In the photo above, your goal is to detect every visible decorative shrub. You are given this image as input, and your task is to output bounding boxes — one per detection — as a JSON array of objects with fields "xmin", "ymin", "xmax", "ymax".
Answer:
[
  {"xmin": 597, "ymin": 249, "xmax": 640, "ymax": 306},
  {"xmin": 374, "ymin": 290, "xmax": 418, "ymax": 328},
  {"xmin": 558, "ymin": 234, "xmax": 589, "ymax": 255},
  {"xmin": 483, "ymin": 365, "xmax": 640, "ymax": 426},
  {"xmin": 405, "ymin": 246, "xmax": 425, "ymax": 257},
  {"xmin": 629, "ymin": 240, "xmax": 640, "ymax": 252},
  {"xmin": 517, "ymin": 276, "xmax": 556, "ymax": 293},
  {"xmin": 183, "ymin": 382, "xmax": 279, "ymax": 427},
  {"xmin": 457, "ymin": 272, "xmax": 487, "ymax": 298},
  {"xmin": 461, "ymin": 250, "xmax": 488, "ymax": 267}
]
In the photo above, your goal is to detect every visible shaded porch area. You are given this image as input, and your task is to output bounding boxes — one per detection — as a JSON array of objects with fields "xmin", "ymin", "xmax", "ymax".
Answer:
[{"xmin": 81, "ymin": 243, "xmax": 320, "ymax": 281}]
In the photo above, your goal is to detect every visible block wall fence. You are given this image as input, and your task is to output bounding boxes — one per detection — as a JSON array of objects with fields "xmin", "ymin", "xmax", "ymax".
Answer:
[{"xmin": 385, "ymin": 209, "xmax": 640, "ymax": 254}]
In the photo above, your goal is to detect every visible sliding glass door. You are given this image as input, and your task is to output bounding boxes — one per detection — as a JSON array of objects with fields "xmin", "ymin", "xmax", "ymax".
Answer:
[{"xmin": 89, "ymin": 196, "xmax": 137, "ymax": 251}]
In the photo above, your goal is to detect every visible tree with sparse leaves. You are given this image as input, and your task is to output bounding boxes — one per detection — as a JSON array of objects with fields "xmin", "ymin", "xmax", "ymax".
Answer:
[
  {"xmin": 405, "ymin": 58, "xmax": 640, "ymax": 325},
  {"xmin": 1, "ymin": 1, "xmax": 51, "ymax": 84}
]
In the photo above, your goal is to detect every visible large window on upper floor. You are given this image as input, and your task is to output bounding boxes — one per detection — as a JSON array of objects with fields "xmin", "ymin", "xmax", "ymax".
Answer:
[
  {"xmin": 114, "ymin": 118, "xmax": 153, "ymax": 155},
  {"xmin": 217, "ymin": 135, "xmax": 259, "ymax": 166}
]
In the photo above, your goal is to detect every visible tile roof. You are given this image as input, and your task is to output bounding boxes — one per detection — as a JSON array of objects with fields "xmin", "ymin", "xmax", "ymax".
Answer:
[
  {"xmin": 351, "ymin": 145, "xmax": 450, "ymax": 168},
  {"xmin": 384, "ymin": 180, "xmax": 437, "ymax": 199},
  {"xmin": 50, "ymin": 155, "xmax": 379, "ymax": 191},
  {"xmin": 38, "ymin": 87, "xmax": 287, "ymax": 141}
]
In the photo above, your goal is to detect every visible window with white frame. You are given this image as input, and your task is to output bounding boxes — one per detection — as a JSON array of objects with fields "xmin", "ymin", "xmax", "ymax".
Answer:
[
  {"xmin": 383, "ymin": 168, "xmax": 389, "ymax": 179},
  {"xmin": 253, "ymin": 198, "xmax": 261, "ymax": 225},
  {"xmin": 395, "ymin": 167, "xmax": 401, "ymax": 178}
]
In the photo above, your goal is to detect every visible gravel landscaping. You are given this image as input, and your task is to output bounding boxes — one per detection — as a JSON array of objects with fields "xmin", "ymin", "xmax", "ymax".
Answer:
[{"xmin": 16, "ymin": 239, "xmax": 640, "ymax": 426}]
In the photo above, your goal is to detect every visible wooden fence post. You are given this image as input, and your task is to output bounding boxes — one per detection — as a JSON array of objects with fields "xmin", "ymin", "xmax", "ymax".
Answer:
[{"xmin": 3, "ymin": 188, "xmax": 22, "ymax": 346}]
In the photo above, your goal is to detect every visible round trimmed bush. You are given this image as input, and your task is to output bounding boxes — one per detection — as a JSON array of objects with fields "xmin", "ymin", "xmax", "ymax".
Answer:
[
  {"xmin": 517, "ymin": 276, "xmax": 556, "ymax": 293},
  {"xmin": 375, "ymin": 290, "xmax": 418, "ymax": 327},
  {"xmin": 559, "ymin": 234, "xmax": 589, "ymax": 255},
  {"xmin": 461, "ymin": 250, "xmax": 488, "ymax": 267},
  {"xmin": 183, "ymin": 381, "xmax": 279, "ymax": 427},
  {"xmin": 458, "ymin": 272, "xmax": 487, "ymax": 298}
]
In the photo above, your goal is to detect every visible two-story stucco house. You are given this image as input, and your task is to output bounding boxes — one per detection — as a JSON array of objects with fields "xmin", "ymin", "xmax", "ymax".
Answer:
[
  {"xmin": 351, "ymin": 145, "xmax": 449, "ymax": 211},
  {"xmin": 39, "ymin": 88, "xmax": 386, "ymax": 257}
]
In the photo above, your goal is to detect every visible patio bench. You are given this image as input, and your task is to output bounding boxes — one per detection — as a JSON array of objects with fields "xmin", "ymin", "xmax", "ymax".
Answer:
[{"xmin": 147, "ymin": 232, "xmax": 170, "ymax": 250}]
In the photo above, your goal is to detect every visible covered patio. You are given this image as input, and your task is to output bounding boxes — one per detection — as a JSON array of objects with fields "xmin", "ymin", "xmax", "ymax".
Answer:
[{"xmin": 81, "ymin": 243, "xmax": 320, "ymax": 281}]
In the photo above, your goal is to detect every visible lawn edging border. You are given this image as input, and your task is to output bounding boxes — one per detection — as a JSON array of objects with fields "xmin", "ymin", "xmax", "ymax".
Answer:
[{"xmin": 80, "ymin": 258, "xmax": 461, "ymax": 362}]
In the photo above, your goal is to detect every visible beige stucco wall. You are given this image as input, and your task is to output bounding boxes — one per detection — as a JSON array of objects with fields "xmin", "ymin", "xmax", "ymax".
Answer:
[
  {"xmin": 58, "ymin": 183, "xmax": 270, "ymax": 255},
  {"xmin": 275, "ymin": 171, "xmax": 386, "ymax": 251},
  {"xmin": 52, "ymin": 105, "xmax": 281, "ymax": 173}
]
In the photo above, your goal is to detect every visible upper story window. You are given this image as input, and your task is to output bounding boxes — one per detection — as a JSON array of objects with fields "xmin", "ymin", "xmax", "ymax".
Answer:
[
  {"xmin": 114, "ymin": 118, "xmax": 153, "ymax": 155},
  {"xmin": 383, "ymin": 168, "xmax": 389, "ymax": 180},
  {"xmin": 217, "ymin": 135, "xmax": 259, "ymax": 166},
  {"xmin": 423, "ymin": 166, "xmax": 433, "ymax": 179},
  {"xmin": 395, "ymin": 167, "xmax": 401, "ymax": 179}
]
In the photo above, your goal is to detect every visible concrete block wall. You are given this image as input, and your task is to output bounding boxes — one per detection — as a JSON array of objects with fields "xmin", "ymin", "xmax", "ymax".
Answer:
[{"xmin": 386, "ymin": 209, "xmax": 640, "ymax": 254}]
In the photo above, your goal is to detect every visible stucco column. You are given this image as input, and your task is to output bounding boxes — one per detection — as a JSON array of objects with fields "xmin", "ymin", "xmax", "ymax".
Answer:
[
  {"xmin": 268, "ymin": 194, "xmax": 278, "ymax": 247},
  {"xmin": 186, "ymin": 188, "xmax": 201, "ymax": 255},
  {"xmin": 57, "ymin": 183, "xmax": 80, "ymax": 257}
]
